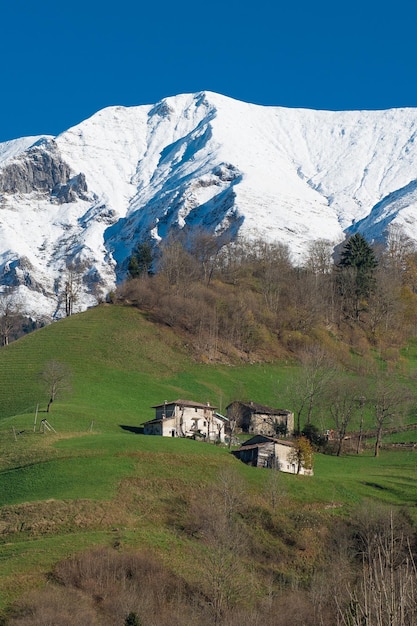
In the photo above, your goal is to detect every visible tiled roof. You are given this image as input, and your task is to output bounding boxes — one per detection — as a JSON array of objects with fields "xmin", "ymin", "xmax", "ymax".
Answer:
[
  {"xmin": 152, "ymin": 399, "xmax": 217, "ymax": 409},
  {"xmin": 228, "ymin": 401, "xmax": 291, "ymax": 415},
  {"xmin": 241, "ymin": 435, "xmax": 294, "ymax": 448}
]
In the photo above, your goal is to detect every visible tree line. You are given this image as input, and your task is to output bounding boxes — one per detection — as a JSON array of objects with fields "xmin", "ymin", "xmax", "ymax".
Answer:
[
  {"xmin": 287, "ymin": 344, "xmax": 414, "ymax": 457},
  {"xmin": 2, "ymin": 225, "xmax": 417, "ymax": 356},
  {"xmin": 116, "ymin": 227, "xmax": 417, "ymax": 365}
]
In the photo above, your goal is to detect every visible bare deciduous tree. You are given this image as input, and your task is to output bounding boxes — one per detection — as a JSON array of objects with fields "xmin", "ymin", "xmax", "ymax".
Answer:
[
  {"xmin": 225, "ymin": 401, "xmax": 241, "ymax": 449},
  {"xmin": 0, "ymin": 288, "xmax": 22, "ymax": 346},
  {"xmin": 304, "ymin": 238, "xmax": 335, "ymax": 275},
  {"xmin": 156, "ymin": 236, "xmax": 198, "ymax": 294},
  {"xmin": 325, "ymin": 377, "xmax": 365, "ymax": 456},
  {"xmin": 384, "ymin": 224, "xmax": 416, "ymax": 279},
  {"xmin": 255, "ymin": 241, "xmax": 294, "ymax": 315},
  {"xmin": 367, "ymin": 267, "xmax": 403, "ymax": 341},
  {"xmin": 289, "ymin": 345, "xmax": 335, "ymax": 433},
  {"xmin": 186, "ymin": 469, "xmax": 250, "ymax": 624},
  {"xmin": 55, "ymin": 260, "xmax": 87, "ymax": 317},
  {"xmin": 40, "ymin": 360, "xmax": 72, "ymax": 412},
  {"xmin": 65, "ymin": 262, "xmax": 85, "ymax": 316},
  {"xmin": 187, "ymin": 228, "xmax": 229, "ymax": 286},
  {"xmin": 372, "ymin": 375, "xmax": 412, "ymax": 457},
  {"xmin": 340, "ymin": 506, "xmax": 417, "ymax": 626},
  {"xmin": 263, "ymin": 465, "xmax": 286, "ymax": 510}
]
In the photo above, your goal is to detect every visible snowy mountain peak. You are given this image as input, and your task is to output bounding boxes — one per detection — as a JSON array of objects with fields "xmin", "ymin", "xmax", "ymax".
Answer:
[{"xmin": 2, "ymin": 91, "xmax": 417, "ymax": 320}]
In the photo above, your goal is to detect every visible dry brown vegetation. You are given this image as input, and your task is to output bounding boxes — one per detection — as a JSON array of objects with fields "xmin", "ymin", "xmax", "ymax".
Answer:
[
  {"xmin": 115, "ymin": 231, "xmax": 417, "ymax": 366},
  {"xmin": 0, "ymin": 498, "xmax": 131, "ymax": 536}
]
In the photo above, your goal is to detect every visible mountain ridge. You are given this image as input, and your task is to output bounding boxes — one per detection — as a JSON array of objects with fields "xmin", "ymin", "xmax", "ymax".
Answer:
[{"xmin": 2, "ymin": 91, "xmax": 417, "ymax": 320}]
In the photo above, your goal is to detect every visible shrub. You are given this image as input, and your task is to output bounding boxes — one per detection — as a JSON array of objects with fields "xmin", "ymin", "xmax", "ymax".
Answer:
[{"xmin": 124, "ymin": 612, "xmax": 141, "ymax": 626}]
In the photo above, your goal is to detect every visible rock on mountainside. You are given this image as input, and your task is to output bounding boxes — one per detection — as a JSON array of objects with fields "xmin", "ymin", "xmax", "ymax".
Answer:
[{"xmin": 2, "ymin": 91, "xmax": 417, "ymax": 320}]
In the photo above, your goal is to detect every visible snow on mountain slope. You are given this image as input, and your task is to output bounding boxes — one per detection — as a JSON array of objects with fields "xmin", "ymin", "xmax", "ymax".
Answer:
[
  {"xmin": 2, "ymin": 91, "xmax": 417, "ymax": 320},
  {"xmin": 0, "ymin": 135, "xmax": 53, "ymax": 164}
]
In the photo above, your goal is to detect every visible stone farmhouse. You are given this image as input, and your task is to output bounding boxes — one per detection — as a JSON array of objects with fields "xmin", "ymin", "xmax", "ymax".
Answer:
[
  {"xmin": 143, "ymin": 399, "xmax": 227, "ymax": 442},
  {"xmin": 232, "ymin": 435, "xmax": 313, "ymax": 475},
  {"xmin": 226, "ymin": 401, "xmax": 294, "ymax": 437}
]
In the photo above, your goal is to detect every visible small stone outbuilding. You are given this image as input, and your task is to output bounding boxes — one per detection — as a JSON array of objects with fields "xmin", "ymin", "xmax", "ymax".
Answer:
[
  {"xmin": 232, "ymin": 435, "xmax": 313, "ymax": 475},
  {"xmin": 226, "ymin": 401, "xmax": 294, "ymax": 437}
]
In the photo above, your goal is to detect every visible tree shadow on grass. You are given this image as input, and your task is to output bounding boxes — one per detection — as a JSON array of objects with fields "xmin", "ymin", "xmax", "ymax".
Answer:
[{"xmin": 119, "ymin": 425, "xmax": 144, "ymax": 434}]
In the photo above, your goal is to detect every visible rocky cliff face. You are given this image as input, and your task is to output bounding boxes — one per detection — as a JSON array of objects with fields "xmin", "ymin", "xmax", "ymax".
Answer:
[{"xmin": 0, "ymin": 141, "xmax": 88, "ymax": 203}]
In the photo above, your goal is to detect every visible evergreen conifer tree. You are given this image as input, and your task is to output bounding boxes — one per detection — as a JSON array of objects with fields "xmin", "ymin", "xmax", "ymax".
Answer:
[
  {"xmin": 128, "ymin": 242, "xmax": 154, "ymax": 278},
  {"xmin": 338, "ymin": 233, "xmax": 378, "ymax": 319}
]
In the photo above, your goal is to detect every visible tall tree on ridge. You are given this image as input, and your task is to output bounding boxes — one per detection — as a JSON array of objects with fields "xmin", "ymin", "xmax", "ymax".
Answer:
[{"xmin": 338, "ymin": 233, "xmax": 378, "ymax": 320}]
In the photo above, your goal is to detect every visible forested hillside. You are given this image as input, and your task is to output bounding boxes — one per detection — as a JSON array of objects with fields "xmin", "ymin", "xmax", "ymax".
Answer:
[{"xmin": 116, "ymin": 229, "xmax": 417, "ymax": 367}]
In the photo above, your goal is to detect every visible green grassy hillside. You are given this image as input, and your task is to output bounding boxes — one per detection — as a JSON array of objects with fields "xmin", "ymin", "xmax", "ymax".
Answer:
[
  {"xmin": 0, "ymin": 304, "xmax": 296, "ymax": 431},
  {"xmin": 1, "ymin": 304, "xmax": 417, "ymax": 624}
]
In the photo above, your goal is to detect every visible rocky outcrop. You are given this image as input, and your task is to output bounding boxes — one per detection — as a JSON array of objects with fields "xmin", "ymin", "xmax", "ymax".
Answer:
[
  {"xmin": 0, "ymin": 141, "xmax": 88, "ymax": 203},
  {"xmin": 52, "ymin": 172, "xmax": 89, "ymax": 203},
  {"xmin": 1, "ymin": 256, "xmax": 47, "ymax": 294}
]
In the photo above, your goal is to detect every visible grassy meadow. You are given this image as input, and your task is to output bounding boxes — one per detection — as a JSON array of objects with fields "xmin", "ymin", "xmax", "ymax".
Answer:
[{"xmin": 1, "ymin": 303, "xmax": 417, "ymax": 619}]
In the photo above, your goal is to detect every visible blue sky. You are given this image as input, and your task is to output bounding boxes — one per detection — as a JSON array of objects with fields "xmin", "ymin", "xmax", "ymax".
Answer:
[{"xmin": 1, "ymin": 0, "xmax": 417, "ymax": 142}]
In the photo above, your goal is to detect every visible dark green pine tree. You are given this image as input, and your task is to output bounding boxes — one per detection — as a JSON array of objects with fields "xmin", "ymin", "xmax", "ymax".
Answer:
[
  {"xmin": 128, "ymin": 242, "xmax": 154, "ymax": 278},
  {"xmin": 338, "ymin": 233, "xmax": 378, "ymax": 319}
]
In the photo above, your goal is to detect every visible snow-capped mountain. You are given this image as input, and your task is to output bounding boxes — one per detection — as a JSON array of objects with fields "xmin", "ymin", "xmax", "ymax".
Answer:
[{"xmin": 2, "ymin": 90, "xmax": 417, "ymax": 320}]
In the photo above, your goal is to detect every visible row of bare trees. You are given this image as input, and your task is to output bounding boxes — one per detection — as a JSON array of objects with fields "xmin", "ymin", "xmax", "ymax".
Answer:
[{"xmin": 287, "ymin": 344, "xmax": 414, "ymax": 456}]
